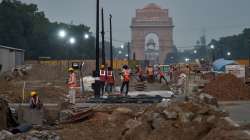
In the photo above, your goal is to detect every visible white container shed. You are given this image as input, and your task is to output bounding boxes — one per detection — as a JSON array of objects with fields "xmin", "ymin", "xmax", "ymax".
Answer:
[{"xmin": 0, "ymin": 45, "xmax": 24, "ymax": 74}]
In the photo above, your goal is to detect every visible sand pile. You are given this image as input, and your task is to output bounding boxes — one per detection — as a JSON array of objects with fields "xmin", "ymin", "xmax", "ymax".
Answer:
[{"xmin": 203, "ymin": 74, "xmax": 250, "ymax": 101}]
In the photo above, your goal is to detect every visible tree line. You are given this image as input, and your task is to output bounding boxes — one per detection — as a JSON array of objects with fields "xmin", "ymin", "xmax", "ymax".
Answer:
[
  {"xmin": 0, "ymin": 0, "xmax": 96, "ymax": 60},
  {"xmin": 177, "ymin": 28, "xmax": 250, "ymax": 62}
]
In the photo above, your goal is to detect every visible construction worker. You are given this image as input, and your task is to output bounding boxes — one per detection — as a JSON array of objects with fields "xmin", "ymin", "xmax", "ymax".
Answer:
[
  {"xmin": 68, "ymin": 67, "xmax": 77, "ymax": 104},
  {"xmin": 120, "ymin": 65, "xmax": 130, "ymax": 96},
  {"xmin": 158, "ymin": 67, "xmax": 168, "ymax": 85},
  {"xmin": 99, "ymin": 65, "xmax": 106, "ymax": 96},
  {"xmin": 106, "ymin": 67, "xmax": 115, "ymax": 94},
  {"xmin": 29, "ymin": 91, "xmax": 42, "ymax": 109},
  {"xmin": 135, "ymin": 65, "xmax": 144, "ymax": 81},
  {"xmin": 146, "ymin": 65, "xmax": 154, "ymax": 83}
]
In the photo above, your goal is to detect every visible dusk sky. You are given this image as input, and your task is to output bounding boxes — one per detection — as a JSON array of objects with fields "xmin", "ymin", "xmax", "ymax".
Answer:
[{"xmin": 13, "ymin": 0, "xmax": 250, "ymax": 49}]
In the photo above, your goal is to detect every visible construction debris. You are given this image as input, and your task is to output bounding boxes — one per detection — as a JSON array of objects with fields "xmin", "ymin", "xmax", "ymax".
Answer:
[
  {"xmin": 59, "ymin": 108, "xmax": 93, "ymax": 123},
  {"xmin": 133, "ymin": 81, "xmax": 147, "ymax": 91},
  {"xmin": 203, "ymin": 74, "xmax": 250, "ymax": 101},
  {"xmin": 54, "ymin": 97, "xmax": 250, "ymax": 140},
  {"xmin": 0, "ymin": 130, "xmax": 60, "ymax": 140},
  {"xmin": 0, "ymin": 97, "xmax": 18, "ymax": 130}
]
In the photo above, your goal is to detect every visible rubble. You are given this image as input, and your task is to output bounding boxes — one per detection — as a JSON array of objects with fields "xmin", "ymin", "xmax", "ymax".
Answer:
[
  {"xmin": 0, "ymin": 97, "xmax": 18, "ymax": 130},
  {"xmin": 0, "ymin": 130, "xmax": 13, "ymax": 140},
  {"xmin": 203, "ymin": 74, "xmax": 250, "ymax": 101},
  {"xmin": 0, "ymin": 130, "xmax": 61, "ymax": 140},
  {"xmin": 59, "ymin": 108, "xmax": 93, "ymax": 123},
  {"xmin": 163, "ymin": 110, "xmax": 178, "ymax": 119},
  {"xmin": 55, "ymin": 99, "xmax": 250, "ymax": 140}
]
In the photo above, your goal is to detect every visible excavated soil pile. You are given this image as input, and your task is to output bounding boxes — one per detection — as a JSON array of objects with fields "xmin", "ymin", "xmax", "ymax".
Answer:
[
  {"xmin": 203, "ymin": 74, "xmax": 250, "ymax": 101},
  {"xmin": 56, "ymin": 100, "xmax": 250, "ymax": 140}
]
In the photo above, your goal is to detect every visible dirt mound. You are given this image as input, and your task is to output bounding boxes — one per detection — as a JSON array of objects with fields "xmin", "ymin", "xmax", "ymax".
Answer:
[
  {"xmin": 0, "ymin": 80, "xmax": 23, "ymax": 102},
  {"xmin": 203, "ymin": 74, "xmax": 250, "ymax": 101}
]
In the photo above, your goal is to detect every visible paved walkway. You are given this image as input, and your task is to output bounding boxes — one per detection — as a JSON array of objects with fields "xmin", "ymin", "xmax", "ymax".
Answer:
[{"xmin": 220, "ymin": 101, "xmax": 250, "ymax": 125}]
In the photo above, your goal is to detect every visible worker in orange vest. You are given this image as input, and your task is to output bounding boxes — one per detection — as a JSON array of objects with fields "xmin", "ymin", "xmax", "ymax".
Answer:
[
  {"xmin": 99, "ymin": 65, "xmax": 106, "ymax": 96},
  {"xmin": 120, "ymin": 65, "xmax": 130, "ymax": 96},
  {"xmin": 29, "ymin": 91, "xmax": 42, "ymax": 109},
  {"xmin": 68, "ymin": 67, "xmax": 77, "ymax": 104},
  {"xmin": 146, "ymin": 65, "xmax": 154, "ymax": 83},
  {"xmin": 106, "ymin": 66, "xmax": 115, "ymax": 94}
]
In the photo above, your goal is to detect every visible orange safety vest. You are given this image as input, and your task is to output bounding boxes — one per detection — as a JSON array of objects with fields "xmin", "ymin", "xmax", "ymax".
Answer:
[
  {"xmin": 123, "ymin": 70, "xmax": 130, "ymax": 82},
  {"xmin": 68, "ymin": 73, "xmax": 77, "ymax": 88},
  {"xmin": 107, "ymin": 71, "xmax": 114, "ymax": 84},
  {"xmin": 100, "ymin": 70, "xmax": 106, "ymax": 81}
]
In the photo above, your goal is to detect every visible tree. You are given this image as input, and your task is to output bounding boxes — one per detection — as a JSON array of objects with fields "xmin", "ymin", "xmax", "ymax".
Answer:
[
  {"xmin": 0, "ymin": 0, "xmax": 96, "ymax": 59},
  {"xmin": 208, "ymin": 28, "xmax": 250, "ymax": 60}
]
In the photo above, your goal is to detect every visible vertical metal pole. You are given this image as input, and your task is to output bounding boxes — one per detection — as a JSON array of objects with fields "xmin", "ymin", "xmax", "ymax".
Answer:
[
  {"xmin": 101, "ymin": 8, "xmax": 106, "ymax": 66},
  {"xmin": 22, "ymin": 81, "xmax": 26, "ymax": 105},
  {"xmin": 248, "ymin": 38, "xmax": 250, "ymax": 66},
  {"xmin": 96, "ymin": 0, "xmax": 100, "ymax": 77},
  {"xmin": 109, "ymin": 14, "xmax": 113, "ymax": 69},
  {"xmin": 127, "ymin": 42, "xmax": 130, "ymax": 61}
]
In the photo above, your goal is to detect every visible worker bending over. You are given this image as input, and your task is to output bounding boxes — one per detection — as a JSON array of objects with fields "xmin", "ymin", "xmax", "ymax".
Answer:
[
  {"xmin": 106, "ymin": 67, "xmax": 115, "ymax": 94},
  {"xmin": 67, "ymin": 67, "xmax": 77, "ymax": 104},
  {"xmin": 120, "ymin": 65, "xmax": 131, "ymax": 96},
  {"xmin": 146, "ymin": 65, "xmax": 154, "ymax": 83},
  {"xmin": 135, "ymin": 65, "xmax": 144, "ymax": 82},
  {"xmin": 29, "ymin": 91, "xmax": 42, "ymax": 109}
]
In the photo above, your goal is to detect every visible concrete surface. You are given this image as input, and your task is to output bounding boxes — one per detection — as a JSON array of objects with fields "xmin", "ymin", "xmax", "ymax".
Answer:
[
  {"xmin": 220, "ymin": 101, "xmax": 250, "ymax": 125},
  {"xmin": 128, "ymin": 90, "xmax": 174, "ymax": 98}
]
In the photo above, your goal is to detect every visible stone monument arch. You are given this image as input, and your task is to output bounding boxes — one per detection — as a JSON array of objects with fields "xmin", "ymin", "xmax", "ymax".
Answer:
[{"xmin": 131, "ymin": 3, "xmax": 174, "ymax": 64}]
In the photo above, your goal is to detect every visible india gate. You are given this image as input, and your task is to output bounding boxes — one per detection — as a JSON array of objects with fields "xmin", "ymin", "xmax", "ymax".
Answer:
[{"xmin": 131, "ymin": 3, "xmax": 174, "ymax": 64}]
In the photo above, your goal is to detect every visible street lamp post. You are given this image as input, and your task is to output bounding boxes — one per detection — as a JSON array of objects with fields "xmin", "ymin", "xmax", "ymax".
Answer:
[
  {"xmin": 84, "ymin": 33, "xmax": 89, "ymax": 39},
  {"xmin": 193, "ymin": 50, "xmax": 197, "ymax": 60},
  {"xmin": 58, "ymin": 30, "xmax": 73, "ymax": 69},
  {"xmin": 210, "ymin": 44, "xmax": 215, "ymax": 63},
  {"xmin": 194, "ymin": 50, "xmax": 197, "ymax": 54},
  {"xmin": 227, "ymin": 52, "xmax": 231, "ymax": 59},
  {"xmin": 67, "ymin": 37, "xmax": 76, "ymax": 68}
]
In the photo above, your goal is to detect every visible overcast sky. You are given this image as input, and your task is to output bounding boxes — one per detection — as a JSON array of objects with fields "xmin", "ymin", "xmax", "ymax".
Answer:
[{"xmin": 11, "ymin": 0, "xmax": 250, "ymax": 49}]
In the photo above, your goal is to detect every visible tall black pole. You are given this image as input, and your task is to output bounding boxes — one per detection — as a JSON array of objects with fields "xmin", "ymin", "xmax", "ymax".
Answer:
[
  {"xmin": 95, "ymin": 0, "xmax": 100, "ymax": 77},
  {"xmin": 109, "ymin": 14, "xmax": 113, "ymax": 69},
  {"xmin": 127, "ymin": 42, "xmax": 130, "ymax": 61},
  {"xmin": 101, "ymin": 8, "xmax": 106, "ymax": 66},
  {"xmin": 248, "ymin": 38, "xmax": 250, "ymax": 66}
]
